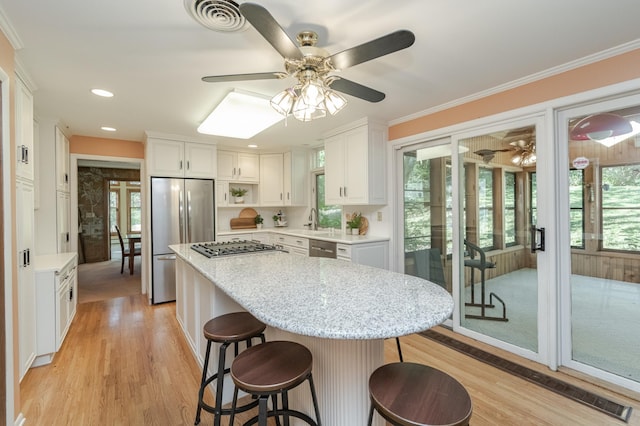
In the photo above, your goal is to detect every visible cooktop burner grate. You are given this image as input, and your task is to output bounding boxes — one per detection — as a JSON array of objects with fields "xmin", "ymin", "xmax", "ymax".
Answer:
[{"xmin": 191, "ymin": 240, "xmax": 280, "ymax": 258}]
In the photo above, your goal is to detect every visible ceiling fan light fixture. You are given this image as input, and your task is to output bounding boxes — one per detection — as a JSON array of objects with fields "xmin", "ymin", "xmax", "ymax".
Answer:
[
  {"xmin": 324, "ymin": 90, "xmax": 347, "ymax": 115},
  {"xmin": 292, "ymin": 96, "xmax": 327, "ymax": 122},
  {"xmin": 270, "ymin": 88, "xmax": 296, "ymax": 116}
]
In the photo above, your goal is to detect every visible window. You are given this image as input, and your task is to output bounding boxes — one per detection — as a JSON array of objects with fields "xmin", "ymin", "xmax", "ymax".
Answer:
[
  {"xmin": 312, "ymin": 147, "xmax": 341, "ymax": 229},
  {"xmin": 128, "ymin": 189, "xmax": 141, "ymax": 233},
  {"xmin": 569, "ymin": 169, "xmax": 585, "ymax": 248},
  {"xmin": 504, "ymin": 171, "xmax": 517, "ymax": 246},
  {"xmin": 601, "ymin": 164, "xmax": 640, "ymax": 251},
  {"xmin": 403, "ymin": 151, "xmax": 431, "ymax": 252},
  {"xmin": 109, "ymin": 190, "xmax": 119, "ymax": 235},
  {"xmin": 478, "ymin": 167, "xmax": 494, "ymax": 249},
  {"xmin": 530, "ymin": 171, "xmax": 537, "ymax": 229}
]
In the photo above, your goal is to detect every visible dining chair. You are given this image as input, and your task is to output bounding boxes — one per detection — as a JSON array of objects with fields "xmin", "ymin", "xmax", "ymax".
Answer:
[{"xmin": 115, "ymin": 225, "xmax": 141, "ymax": 274}]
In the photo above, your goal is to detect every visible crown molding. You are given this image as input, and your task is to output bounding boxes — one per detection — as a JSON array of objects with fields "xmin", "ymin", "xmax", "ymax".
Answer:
[
  {"xmin": 390, "ymin": 39, "xmax": 640, "ymax": 126},
  {"xmin": 0, "ymin": 5, "xmax": 23, "ymax": 50}
]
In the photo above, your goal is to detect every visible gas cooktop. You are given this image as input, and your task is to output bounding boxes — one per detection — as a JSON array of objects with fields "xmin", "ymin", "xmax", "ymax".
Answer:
[{"xmin": 191, "ymin": 240, "xmax": 281, "ymax": 258}]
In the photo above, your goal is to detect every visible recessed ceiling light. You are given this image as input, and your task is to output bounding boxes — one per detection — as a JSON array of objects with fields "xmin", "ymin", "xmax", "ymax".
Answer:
[
  {"xmin": 91, "ymin": 88, "xmax": 114, "ymax": 97},
  {"xmin": 248, "ymin": 144, "xmax": 258, "ymax": 148},
  {"xmin": 101, "ymin": 126, "xmax": 116, "ymax": 132}
]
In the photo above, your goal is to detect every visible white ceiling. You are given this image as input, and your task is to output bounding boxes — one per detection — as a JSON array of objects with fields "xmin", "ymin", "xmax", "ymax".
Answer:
[{"xmin": 2, "ymin": 0, "xmax": 640, "ymax": 151}]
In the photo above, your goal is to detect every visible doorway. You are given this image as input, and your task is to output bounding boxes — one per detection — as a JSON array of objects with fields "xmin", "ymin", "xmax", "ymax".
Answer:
[{"xmin": 76, "ymin": 161, "xmax": 140, "ymax": 263}]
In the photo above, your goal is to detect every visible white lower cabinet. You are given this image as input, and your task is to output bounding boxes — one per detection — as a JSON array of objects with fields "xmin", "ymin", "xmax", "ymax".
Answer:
[
  {"xmin": 33, "ymin": 253, "xmax": 78, "ymax": 366},
  {"xmin": 337, "ymin": 241, "xmax": 389, "ymax": 269},
  {"xmin": 272, "ymin": 234, "xmax": 309, "ymax": 256}
]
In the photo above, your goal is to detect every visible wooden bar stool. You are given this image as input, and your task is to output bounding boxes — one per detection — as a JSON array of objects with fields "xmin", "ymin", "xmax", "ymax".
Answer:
[
  {"xmin": 194, "ymin": 312, "xmax": 266, "ymax": 426},
  {"xmin": 367, "ymin": 362, "xmax": 472, "ymax": 426},
  {"xmin": 229, "ymin": 340, "xmax": 322, "ymax": 426}
]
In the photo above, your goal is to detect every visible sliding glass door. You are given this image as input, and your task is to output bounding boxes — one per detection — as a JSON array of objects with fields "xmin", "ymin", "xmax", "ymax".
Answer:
[
  {"xmin": 558, "ymin": 94, "xmax": 640, "ymax": 392},
  {"xmin": 400, "ymin": 139, "xmax": 453, "ymax": 295},
  {"xmin": 456, "ymin": 119, "xmax": 547, "ymax": 358}
]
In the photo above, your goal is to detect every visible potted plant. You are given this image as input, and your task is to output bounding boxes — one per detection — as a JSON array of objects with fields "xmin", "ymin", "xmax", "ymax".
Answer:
[
  {"xmin": 346, "ymin": 212, "xmax": 362, "ymax": 235},
  {"xmin": 230, "ymin": 187, "xmax": 248, "ymax": 204},
  {"xmin": 254, "ymin": 214, "xmax": 263, "ymax": 229}
]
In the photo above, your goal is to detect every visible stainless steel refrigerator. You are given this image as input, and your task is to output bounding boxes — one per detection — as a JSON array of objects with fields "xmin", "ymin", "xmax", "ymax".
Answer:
[{"xmin": 151, "ymin": 177, "xmax": 215, "ymax": 304}]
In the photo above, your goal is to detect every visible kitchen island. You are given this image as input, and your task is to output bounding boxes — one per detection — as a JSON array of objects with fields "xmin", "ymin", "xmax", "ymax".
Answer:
[{"xmin": 170, "ymin": 243, "xmax": 453, "ymax": 425}]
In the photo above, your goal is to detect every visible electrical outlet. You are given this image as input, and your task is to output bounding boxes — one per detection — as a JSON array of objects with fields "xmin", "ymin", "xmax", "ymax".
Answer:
[{"xmin": 377, "ymin": 211, "xmax": 382, "ymax": 221}]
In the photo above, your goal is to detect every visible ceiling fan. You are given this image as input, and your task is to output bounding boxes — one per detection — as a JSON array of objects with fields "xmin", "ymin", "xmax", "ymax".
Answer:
[
  {"xmin": 473, "ymin": 148, "xmax": 512, "ymax": 163},
  {"xmin": 201, "ymin": 2, "xmax": 416, "ymax": 121},
  {"xmin": 474, "ymin": 126, "xmax": 536, "ymax": 165}
]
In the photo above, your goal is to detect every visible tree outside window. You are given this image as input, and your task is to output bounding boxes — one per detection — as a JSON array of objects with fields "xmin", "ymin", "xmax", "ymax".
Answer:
[
  {"xmin": 478, "ymin": 167, "xmax": 494, "ymax": 249},
  {"xmin": 601, "ymin": 164, "xmax": 640, "ymax": 251},
  {"xmin": 504, "ymin": 172, "xmax": 517, "ymax": 246},
  {"xmin": 569, "ymin": 169, "xmax": 585, "ymax": 248}
]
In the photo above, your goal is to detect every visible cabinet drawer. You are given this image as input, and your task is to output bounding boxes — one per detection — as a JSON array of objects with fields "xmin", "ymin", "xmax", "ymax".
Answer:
[
  {"xmin": 336, "ymin": 243, "xmax": 351, "ymax": 260},
  {"xmin": 273, "ymin": 234, "xmax": 308, "ymax": 248}
]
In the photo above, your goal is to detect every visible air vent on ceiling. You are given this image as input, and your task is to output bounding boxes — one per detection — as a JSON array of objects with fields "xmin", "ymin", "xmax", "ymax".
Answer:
[{"xmin": 184, "ymin": 0, "xmax": 247, "ymax": 32}]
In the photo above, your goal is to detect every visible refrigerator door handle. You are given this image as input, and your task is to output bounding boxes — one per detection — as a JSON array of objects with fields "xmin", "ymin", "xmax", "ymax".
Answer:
[
  {"xmin": 186, "ymin": 190, "xmax": 192, "ymax": 243},
  {"xmin": 179, "ymin": 190, "xmax": 185, "ymax": 244},
  {"xmin": 157, "ymin": 255, "xmax": 177, "ymax": 261}
]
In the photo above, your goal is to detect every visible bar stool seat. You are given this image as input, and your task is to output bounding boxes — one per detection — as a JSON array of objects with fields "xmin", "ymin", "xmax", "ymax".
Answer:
[
  {"xmin": 229, "ymin": 340, "xmax": 322, "ymax": 426},
  {"xmin": 368, "ymin": 362, "xmax": 472, "ymax": 426},
  {"xmin": 194, "ymin": 312, "xmax": 266, "ymax": 426}
]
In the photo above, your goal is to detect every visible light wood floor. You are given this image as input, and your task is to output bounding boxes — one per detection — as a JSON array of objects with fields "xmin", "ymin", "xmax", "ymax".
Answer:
[{"xmin": 20, "ymin": 268, "xmax": 640, "ymax": 425}]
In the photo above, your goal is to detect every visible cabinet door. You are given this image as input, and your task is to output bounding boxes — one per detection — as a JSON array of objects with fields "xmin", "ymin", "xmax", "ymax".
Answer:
[
  {"xmin": 147, "ymin": 139, "xmax": 185, "ymax": 177},
  {"xmin": 55, "ymin": 127, "xmax": 70, "ymax": 191},
  {"xmin": 216, "ymin": 181, "xmax": 229, "ymax": 207},
  {"xmin": 57, "ymin": 191, "xmax": 71, "ymax": 253},
  {"xmin": 324, "ymin": 134, "xmax": 345, "ymax": 205},
  {"xmin": 259, "ymin": 153, "xmax": 284, "ymax": 205},
  {"xmin": 15, "ymin": 78, "xmax": 34, "ymax": 181},
  {"xmin": 217, "ymin": 150, "xmax": 236, "ymax": 180},
  {"xmin": 237, "ymin": 152, "xmax": 259, "ymax": 182},
  {"xmin": 343, "ymin": 126, "xmax": 369, "ymax": 204},
  {"xmin": 185, "ymin": 142, "xmax": 217, "ymax": 178},
  {"xmin": 17, "ymin": 180, "xmax": 36, "ymax": 379},
  {"xmin": 284, "ymin": 151, "xmax": 308, "ymax": 206}
]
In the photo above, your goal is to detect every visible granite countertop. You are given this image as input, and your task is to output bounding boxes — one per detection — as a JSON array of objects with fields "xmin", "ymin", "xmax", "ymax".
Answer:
[
  {"xmin": 170, "ymin": 244, "xmax": 453, "ymax": 340},
  {"xmin": 217, "ymin": 228, "xmax": 390, "ymax": 245}
]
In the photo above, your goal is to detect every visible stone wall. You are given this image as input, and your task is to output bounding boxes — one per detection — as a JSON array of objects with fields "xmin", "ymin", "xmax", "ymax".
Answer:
[{"xmin": 78, "ymin": 167, "xmax": 140, "ymax": 263}]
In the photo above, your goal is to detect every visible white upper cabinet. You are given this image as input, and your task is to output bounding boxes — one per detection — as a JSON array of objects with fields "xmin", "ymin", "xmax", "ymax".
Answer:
[
  {"xmin": 15, "ymin": 77, "xmax": 35, "ymax": 181},
  {"xmin": 217, "ymin": 150, "xmax": 259, "ymax": 182},
  {"xmin": 324, "ymin": 119, "xmax": 387, "ymax": 205},
  {"xmin": 259, "ymin": 150, "xmax": 308, "ymax": 207},
  {"xmin": 259, "ymin": 153, "xmax": 284, "ymax": 205},
  {"xmin": 146, "ymin": 137, "xmax": 217, "ymax": 178},
  {"xmin": 283, "ymin": 150, "xmax": 308, "ymax": 206}
]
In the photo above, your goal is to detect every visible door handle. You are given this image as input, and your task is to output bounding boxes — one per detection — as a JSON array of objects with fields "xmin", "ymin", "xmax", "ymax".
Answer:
[
  {"xmin": 158, "ymin": 255, "xmax": 177, "ymax": 261},
  {"xmin": 531, "ymin": 226, "xmax": 545, "ymax": 252}
]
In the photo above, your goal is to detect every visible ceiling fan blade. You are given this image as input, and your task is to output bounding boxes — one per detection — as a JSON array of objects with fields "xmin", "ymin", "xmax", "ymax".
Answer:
[
  {"xmin": 329, "ymin": 30, "xmax": 415, "ymax": 70},
  {"xmin": 329, "ymin": 78, "xmax": 385, "ymax": 103},
  {"xmin": 239, "ymin": 3, "xmax": 303, "ymax": 60},
  {"xmin": 202, "ymin": 72, "xmax": 283, "ymax": 83}
]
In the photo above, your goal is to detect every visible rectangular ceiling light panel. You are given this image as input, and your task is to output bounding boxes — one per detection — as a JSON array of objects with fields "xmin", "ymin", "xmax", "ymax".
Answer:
[{"xmin": 197, "ymin": 90, "xmax": 284, "ymax": 139}]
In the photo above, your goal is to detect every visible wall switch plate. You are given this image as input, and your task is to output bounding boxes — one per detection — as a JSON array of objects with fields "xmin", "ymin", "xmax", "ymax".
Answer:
[{"xmin": 377, "ymin": 211, "xmax": 382, "ymax": 221}]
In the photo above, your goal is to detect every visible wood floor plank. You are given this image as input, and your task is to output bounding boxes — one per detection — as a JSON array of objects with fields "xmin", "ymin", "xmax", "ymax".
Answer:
[{"xmin": 20, "ymin": 290, "xmax": 640, "ymax": 425}]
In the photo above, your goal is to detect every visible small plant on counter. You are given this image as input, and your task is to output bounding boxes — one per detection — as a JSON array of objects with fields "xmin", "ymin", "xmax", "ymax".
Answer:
[
  {"xmin": 346, "ymin": 212, "xmax": 362, "ymax": 234},
  {"xmin": 254, "ymin": 214, "xmax": 263, "ymax": 224},
  {"xmin": 272, "ymin": 214, "xmax": 280, "ymax": 223}
]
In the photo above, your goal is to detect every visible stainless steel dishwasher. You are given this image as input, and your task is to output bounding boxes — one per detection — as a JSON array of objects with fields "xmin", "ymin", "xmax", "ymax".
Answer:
[{"xmin": 308, "ymin": 239, "xmax": 337, "ymax": 258}]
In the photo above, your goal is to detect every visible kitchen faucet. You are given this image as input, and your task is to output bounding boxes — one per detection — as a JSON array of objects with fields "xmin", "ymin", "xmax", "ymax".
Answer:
[{"xmin": 309, "ymin": 208, "xmax": 318, "ymax": 231}]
